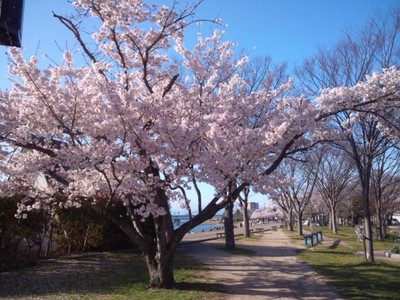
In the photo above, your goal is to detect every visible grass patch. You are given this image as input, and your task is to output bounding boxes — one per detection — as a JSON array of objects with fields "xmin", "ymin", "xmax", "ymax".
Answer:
[
  {"xmin": 0, "ymin": 250, "xmax": 225, "ymax": 300},
  {"xmin": 317, "ymin": 226, "xmax": 399, "ymax": 252},
  {"xmin": 299, "ymin": 246, "xmax": 400, "ymax": 299},
  {"xmin": 290, "ymin": 226, "xmax": 400, "ymax": 299}
]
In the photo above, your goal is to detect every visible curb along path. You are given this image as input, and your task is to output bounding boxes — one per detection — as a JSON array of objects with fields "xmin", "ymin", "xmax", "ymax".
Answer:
[{"xmin": 182, "ymin": 229, "xmax": 345, "ymax": 300}]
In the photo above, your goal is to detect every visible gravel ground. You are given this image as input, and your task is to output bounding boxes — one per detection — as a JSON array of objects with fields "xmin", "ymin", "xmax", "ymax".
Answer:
[{"xmin": 181, "ymin": 229, "xmax": 346, "ymax": 300}]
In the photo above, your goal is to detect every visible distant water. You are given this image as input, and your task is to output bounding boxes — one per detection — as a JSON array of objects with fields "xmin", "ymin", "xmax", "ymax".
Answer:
[{"xmin": 172, "ymin": 215, "xmax": 224, "ymax": 233}]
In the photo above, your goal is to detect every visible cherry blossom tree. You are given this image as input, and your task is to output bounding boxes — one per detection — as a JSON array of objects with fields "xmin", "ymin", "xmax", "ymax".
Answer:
[
  {"xmin": 0, "ymin": 0, "xmax": 314, "ymax": 288},
  {"xmin": 316, "ymin": 75, "xmax": 400, "ymax": 261},
  {"xmin": 224, "ymin": 56, "xmax": 289, "ymax": 245},
  {"xmin": 1, "ymin": 0, "xmax": 400, "ymax": 288}
]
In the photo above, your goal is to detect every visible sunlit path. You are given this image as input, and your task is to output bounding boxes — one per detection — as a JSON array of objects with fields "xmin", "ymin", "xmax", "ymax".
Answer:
[{"xmin": 182, "ymin": 229, "xmax": 345, "ymax": 300}]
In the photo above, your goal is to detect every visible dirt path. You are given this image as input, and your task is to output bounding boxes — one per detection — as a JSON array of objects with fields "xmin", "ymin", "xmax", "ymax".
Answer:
[{"xmin": 181, "ymin": 229, "xmax": 345, "ymax": 300}]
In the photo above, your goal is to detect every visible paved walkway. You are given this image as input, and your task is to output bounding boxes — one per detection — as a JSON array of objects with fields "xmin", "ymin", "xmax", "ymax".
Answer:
[{"xmin": 180, "ymin": 227, "xmax": 345, "ymax": 300}]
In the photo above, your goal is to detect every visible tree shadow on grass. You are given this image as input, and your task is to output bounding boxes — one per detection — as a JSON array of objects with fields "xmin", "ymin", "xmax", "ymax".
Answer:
[
  {"xmin": 0, "ymin": 249, "xmax": 225, "ymax": 299},
  {"xmin": 0, "ymin": 250, "xmax": 143, "ymax": 298},
  {"xmin": 306, "ymin": 253, "xmax": 400, "ymax": 299},
  {"xmin": 328, "ymin": 239, "xmax": 342, "ymax": 249}
]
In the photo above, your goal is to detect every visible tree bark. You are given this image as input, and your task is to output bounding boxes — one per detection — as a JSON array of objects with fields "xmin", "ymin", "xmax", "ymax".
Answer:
[
  {"xmin": 145, "ymin": 249, "xmax": 175, "ymax": 289},
  {"xmin": 362, "ymin": 190, "xmax": 375, "ymax": 262},
  {"xmin": 330, "ymin": 206, "xmax": 337, "ymax": 234},
  {"xmin": 224, "ymin": 202, "xmax": 235, "ymax": 250},
  {"xmin": 288, "ymin": 209, "xmax": 294, "ymax": 231},
  {"xmin": 297, "ymin": 212, "xmax": 303, "ymax": 235},
  {"xmin": 243, "ymin": 203, "xmax": 251, "ymax": 237}
]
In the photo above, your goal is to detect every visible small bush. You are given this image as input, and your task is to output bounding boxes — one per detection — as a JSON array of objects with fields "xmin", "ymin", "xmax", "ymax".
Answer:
[
  {"xmin": 0, "ymin": 196, "xmax": 51, "ymax": 271},
  {"xmin": 391, "ymin": 244, "xmax": 400, "ymax": 254},
  {"xmin": 54, "ymin": 205, "xmax": 134, "ymax": 254}
]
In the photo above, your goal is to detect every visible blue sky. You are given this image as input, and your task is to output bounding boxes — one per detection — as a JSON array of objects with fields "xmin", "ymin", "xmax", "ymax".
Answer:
[
  {"xmin": 1, "ymin": 0, "xmax": 398, "ymax": 81},
  {"xmin": 193, "ymin": 0, "xmax": 399, "ymax": 68},
  {"xmin": 1, "ymin": 0, "xmax": 398, "ymax": 213}
]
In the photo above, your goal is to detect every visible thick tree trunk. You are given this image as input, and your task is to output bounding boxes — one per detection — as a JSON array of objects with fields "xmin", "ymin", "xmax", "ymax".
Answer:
[
  {"xmin": 145, "ymin": 250, "xmax": 175, "ymax": 289},
  {"xmin": 382, "ymin": 215, "xmax": 387, "ymax": 238},
  {"xmin": 363, "ymin": 215, "xmax": 375, "ymax": 262},
  {"xmin": 288, "ymin": 209, "xmax": 294, "ymax": 231},
  {"xmin": 243, "ymin": 203, "xmax": 250, "ymax": 237},
  {"xmin": 331, "ymin": 206, "xmax": 337, "ymax": 234},
  {"xmin": 224, "ymin": 202, "xmax": 235, "ymax": 250},
  {"xmin": 362, "ymin": 190, "xmax": 374, "ymax": 262},
  {"xmin": 92, "ymin": 180, "xmax": 250, "ymax": 289},
  {"xmin": 297, "ymin": 212, "xmax": 303, "ymax": 235}
]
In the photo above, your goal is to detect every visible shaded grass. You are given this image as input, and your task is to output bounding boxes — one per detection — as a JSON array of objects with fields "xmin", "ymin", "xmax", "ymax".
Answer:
[
  {"xmin": 0, "ymin": 250, "xmax": 225, "ymax": 300},
  {"xmin": 298, "ymin": 246, "xmax": 400, "ymax": 299},
  {"xmin": 289, "ymin": 226, "xmax": 400, "ymax": 299}
]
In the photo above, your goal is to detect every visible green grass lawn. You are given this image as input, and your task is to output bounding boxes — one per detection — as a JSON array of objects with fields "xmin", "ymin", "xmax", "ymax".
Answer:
[
  {"xmin": 318, "ymin": 225, "xmax": 399, "ymax": 252},
  {"xmin": 292, "ymin": 226, "xmax": 400, "ymax": 299},
  {"xmin": 0, "ymin": 250, "xmax": 225, "ymax": 300}
]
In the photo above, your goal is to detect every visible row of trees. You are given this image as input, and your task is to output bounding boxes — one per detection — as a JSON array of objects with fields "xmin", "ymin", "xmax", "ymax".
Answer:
[
  {"xmin": 0, "ymin": 0, "xmax": 399, "ymax": 288},
  {"xmin": 237, "ymin": 6, "xmax": 400, "ymax": 255},
  {"xmin": 271, "ymin": 145, "xmax": 400, "ymax": 237},
  {"xmin": 293, "ymin": 6, "xmax": 400, "ymax": 261}
]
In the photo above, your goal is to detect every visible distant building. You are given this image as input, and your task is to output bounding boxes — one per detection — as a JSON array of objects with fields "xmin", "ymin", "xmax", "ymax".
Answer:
[{"xmin": 247, "ymin": 202, "xmax": 259, "ymax": 210}]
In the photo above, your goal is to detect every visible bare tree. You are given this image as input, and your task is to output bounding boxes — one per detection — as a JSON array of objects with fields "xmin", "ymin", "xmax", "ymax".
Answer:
[
  {"xmin": 294, "ymin": 6, "xmax": 400, "ymax": 262},
  {"xmin": 308, "ymin": 193, "xmax": 329, "ymax": 227},
  {"xmin": 274, "ymin": 190, "xmax": 295, "ymax": 231},
  {"xmin": 240, "ymin": 55, "xmax": 288, "ymax": 93},
  {"xmin": 275, "ymin": 156, "xmax": 318, "ymax": 235},
  {"xmin": 313, "ymin": 146, "xmax": 356, "ymax": 234},
  {"xmin": 371, "ymin": 145, "xmax": 400, "ymax": 239},
  {"xmin": 295, "ymin": 7, "xmax": 400, "ymax": 96}
]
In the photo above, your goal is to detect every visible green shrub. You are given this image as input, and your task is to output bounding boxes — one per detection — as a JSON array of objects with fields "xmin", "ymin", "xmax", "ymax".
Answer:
[
  {"xmin": 0, "ymin": 196, "xmax": 51, "ymax": 270},
  {"xmin": 392, "ymin": 244, "xmax": 400, "ymax": 254},
  {"xmin": 54, "ymin": 205, "xmax": 134, "ymax": 254}
]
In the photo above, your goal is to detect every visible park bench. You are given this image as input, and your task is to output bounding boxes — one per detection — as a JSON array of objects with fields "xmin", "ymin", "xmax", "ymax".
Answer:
[
  {"xmin": 255, "ymin": 228, "xmax": 264, "ymax": 232},
  {"xmin": 216, "ymin": 232, "xmax": 225, "ymax": 238},
  {"xmin": 303, "ymin": 231, "xmax": 323, "ymax": 247},
  {"xmin": 272, "ymin": 226, "xmax": 278, "ymax": 231}
]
